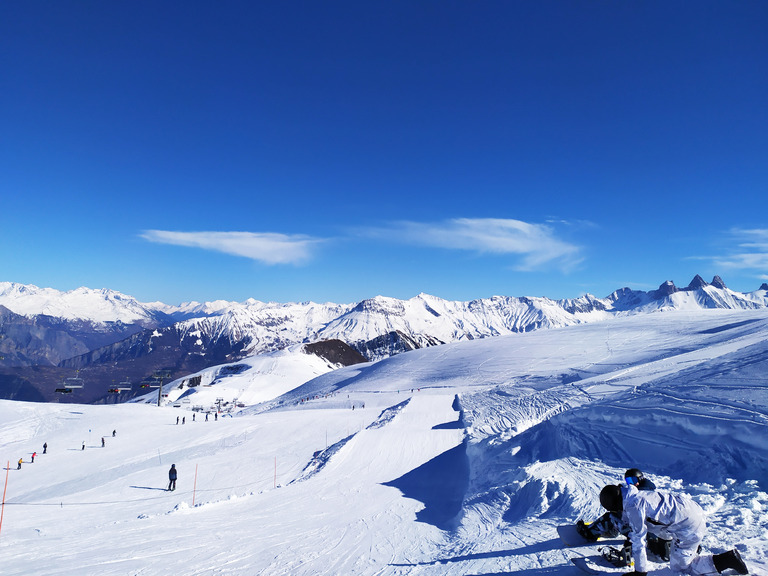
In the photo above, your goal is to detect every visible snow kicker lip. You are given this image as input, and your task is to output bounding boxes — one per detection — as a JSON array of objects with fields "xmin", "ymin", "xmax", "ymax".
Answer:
[
  {"xmin": 291, "ymin": 431, "xmax": 358, "ymax": 484},
  {"xmin": 292, "ymin": 399, "xmax": 413, "ymax": 483},
  {"xmin": 366, "ymin": 398, "xmax": 411, "ymax": 430}
]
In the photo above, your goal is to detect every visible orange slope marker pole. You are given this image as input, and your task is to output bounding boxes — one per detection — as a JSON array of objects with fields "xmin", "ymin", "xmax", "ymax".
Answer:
[{"xmin": 0, "ymin": 461, "xmax": 9, "ymax": 540}]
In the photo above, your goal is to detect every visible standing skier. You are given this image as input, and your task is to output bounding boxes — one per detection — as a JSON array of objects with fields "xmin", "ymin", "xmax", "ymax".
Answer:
[
  {"xmin": 168, "ymin": 464, "xmax": 177, "ymax": 491},
  {"xmin": 17, "ymin": 458, "xmax": 22, "ymax": 470},
  {"xmin": 43, "ymin": 442, "xmax": 47, "ymax": 454},
  {"xmin": 599, "ymin": 483, "xmax": 748, "ymax": 576}
]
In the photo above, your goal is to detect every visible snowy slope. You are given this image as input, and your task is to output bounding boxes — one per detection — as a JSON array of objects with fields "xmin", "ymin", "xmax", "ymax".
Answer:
[
  {"xmin": 141, "ymin": 344, "xmax": 357, "ymax": 412},
  {"xmin": 0, "ymin": 309, "xmax": 766, "ymax": 575}
]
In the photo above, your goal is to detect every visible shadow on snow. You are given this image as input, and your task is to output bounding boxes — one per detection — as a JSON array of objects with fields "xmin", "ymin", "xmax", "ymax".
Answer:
[
  {"xmin": 383, "ymin": 439, "xmax": 469, "ymax": 531},
  {"xmin": 390, "ymin": 537, "xmax": 566, "ymax": 571}
]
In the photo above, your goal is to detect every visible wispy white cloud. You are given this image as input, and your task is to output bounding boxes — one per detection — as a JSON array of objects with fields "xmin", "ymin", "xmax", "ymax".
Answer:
[
  {"xmin": 140, "ymin": 230, "xmax": 323, "ymax": 265},
  {"xmin": 710, "ymin": 228, "xmax": 768, "ymax": 271},
  {"xmin": 362, "ymin": 218, "xmax": 582, "ymax": 271},
  {"xmin": 141, "ymin": 219, "xmax": 583, "ymax": 272},
  {"xmin": 544, "ymin": 217, "xmax": 598, "ymax": 229}
]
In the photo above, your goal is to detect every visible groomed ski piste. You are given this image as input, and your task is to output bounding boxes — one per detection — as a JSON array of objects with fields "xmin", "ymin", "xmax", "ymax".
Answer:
[{"xmin": 1, "ymin": 309, "xmax": 767, "ymax": 575}]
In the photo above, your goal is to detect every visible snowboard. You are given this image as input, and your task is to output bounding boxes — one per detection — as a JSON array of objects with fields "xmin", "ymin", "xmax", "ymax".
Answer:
[
  {"xmin": 557, "ymin": 523, "xmax": 597, "ymax": 547},
  {"xmin": 571, "ymin": 555, "xmax": 626, "ymax": 575},
  {"xmin": 559, "ymin": 524, "xmax": 632, "ymax": 575}
]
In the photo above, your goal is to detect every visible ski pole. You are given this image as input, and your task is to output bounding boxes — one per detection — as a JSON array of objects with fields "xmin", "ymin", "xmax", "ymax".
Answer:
[{"xmin": 193, "ymin": 464, "xmax": 198, "ymax": 507}]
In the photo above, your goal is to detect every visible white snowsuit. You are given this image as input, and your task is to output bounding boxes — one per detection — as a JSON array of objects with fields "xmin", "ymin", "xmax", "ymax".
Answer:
[{"xmin": 622, "ymin": 484, "xmax": 717, "ymax": 575}]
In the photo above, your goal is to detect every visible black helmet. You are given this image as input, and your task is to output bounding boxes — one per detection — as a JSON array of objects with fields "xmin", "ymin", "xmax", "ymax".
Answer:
[
  {"xmin": 600, "ymin": 484, "xmax": 623, "ymax": 512},
  {"xmin": 624, "ymin": 468, "xmax": 644, "ymax": 485}
]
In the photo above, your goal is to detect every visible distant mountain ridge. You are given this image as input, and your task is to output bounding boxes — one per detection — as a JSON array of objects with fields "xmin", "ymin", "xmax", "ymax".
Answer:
[{"xmin": 1, "ymin": 276, "xmax": 767, "ymax": 403}]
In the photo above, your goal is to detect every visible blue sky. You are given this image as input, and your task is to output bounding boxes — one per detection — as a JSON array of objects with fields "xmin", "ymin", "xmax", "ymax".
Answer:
[{"xmin": 2, "ymin": 1, "xmax": 767, "ymax": 305}]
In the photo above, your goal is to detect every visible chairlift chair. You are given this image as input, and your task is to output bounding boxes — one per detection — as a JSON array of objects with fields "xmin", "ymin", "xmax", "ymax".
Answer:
[{"xmin": 65, "ymin": 376, "xmax": 84, "ymax": 389}]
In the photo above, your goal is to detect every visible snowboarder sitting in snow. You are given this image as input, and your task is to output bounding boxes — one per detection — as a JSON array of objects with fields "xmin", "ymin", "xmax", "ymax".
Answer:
[
  {"xmin": 599, "ymin": 482, "xmax": 748, "ymax": 576},
  {"xmin": 578, "ymin": 469, "xmax": 670, "ymax": 561},
  {"xmin": 168, "ymin": 464, "xmax": 177, "ymax": 491}
]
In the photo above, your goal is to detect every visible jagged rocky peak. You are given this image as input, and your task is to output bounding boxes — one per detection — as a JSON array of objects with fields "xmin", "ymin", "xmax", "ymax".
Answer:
[
  {"xmin": 760, "ymin": 283, "xmax": 768, "ymax": 291},
  {"xmin": 686, "ymin": 275, "xmax": 709, "ymax": 290},
  {"xmin": 655, "ymin": 280, "xmax": 678, "ymax": 297},
  {"xmin": 711, "ymin": 275, "xmax": 727, "ymax": 289},
  {"xmin": 684, "ymin": 275, "xmax": 729, "ymax": 291}
]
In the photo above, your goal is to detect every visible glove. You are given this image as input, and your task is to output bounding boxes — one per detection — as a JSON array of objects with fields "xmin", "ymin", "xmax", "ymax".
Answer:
[{"xmin": 622, "ymin": 572, "xmax": 647, "ymax": 576}]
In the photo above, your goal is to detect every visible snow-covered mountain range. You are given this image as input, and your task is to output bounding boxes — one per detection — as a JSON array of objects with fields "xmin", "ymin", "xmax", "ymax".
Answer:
[
  {"xmin": 3, "ymin": 275, "xmax": 767, "ymax": 356},
  {"xmin": 1, "ymin": 276, "xmax": 767, "ymax": 403}
]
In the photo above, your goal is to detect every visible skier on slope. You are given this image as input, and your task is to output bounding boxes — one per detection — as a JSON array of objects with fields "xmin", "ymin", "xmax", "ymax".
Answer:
[
  {"xmin": 168, "ymin": 464, "xmax": 177, "ymax": 491},
  {"xmin": 599, "ymin": 483, "xmax": 748, "ymax": 576}
]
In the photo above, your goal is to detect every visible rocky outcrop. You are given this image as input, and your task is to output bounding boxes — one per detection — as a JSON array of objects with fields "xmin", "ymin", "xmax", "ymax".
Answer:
[{"xmin": 303, "ymin": 339, "xmax": 367, "ymax": 367}]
